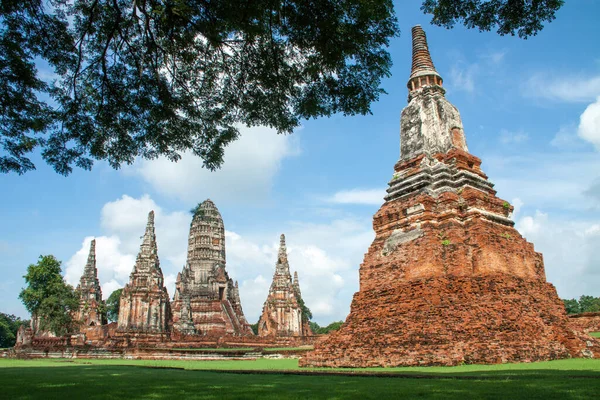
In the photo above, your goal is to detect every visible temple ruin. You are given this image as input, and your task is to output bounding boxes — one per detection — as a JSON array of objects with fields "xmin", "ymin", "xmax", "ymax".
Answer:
[
  {"xmin": 300, "ymin": 25, "xmax": 599, "ymax": 367},
  {"xmin": 258, "ymin": 234, "xmax": 312, "ymax": 337},
  {"xmin": 15, "ymin": 29, "xmax": 598, "ymax": 361},
  {"xmin": 75, "ymin": 239, "xmax": 105, "ymax": 327},
  {"xmin": 171, "ymin": 199, "xmax": 252, "ymax": 336},
  {"xmin": 117, "ymin": 211, "xmax": 171, "ymax": 335}
]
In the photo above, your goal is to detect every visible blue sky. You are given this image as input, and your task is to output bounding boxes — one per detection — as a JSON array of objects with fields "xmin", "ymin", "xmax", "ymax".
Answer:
[{"xmin": 1, "ymin": 1, "xmax": 599, "ymax": 325}]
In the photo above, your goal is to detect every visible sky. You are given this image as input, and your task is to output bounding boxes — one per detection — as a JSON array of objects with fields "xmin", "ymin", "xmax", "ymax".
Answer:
[{"xmin": 1, "ymin": 1, "xmax": 599, "ymax": 326}]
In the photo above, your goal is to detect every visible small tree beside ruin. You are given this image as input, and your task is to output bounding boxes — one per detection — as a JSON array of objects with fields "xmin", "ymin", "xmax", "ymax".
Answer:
[{"xmin": 19, "ymin": 255, "xmax": 79, "ymax": 336}]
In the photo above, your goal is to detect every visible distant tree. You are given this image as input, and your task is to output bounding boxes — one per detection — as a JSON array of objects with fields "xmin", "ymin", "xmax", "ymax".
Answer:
[
  {"xmin": 309, "ymin": 321, "xmax": 320, "ymax": 334},
  {"xmin": 105, "ymin": 288, "xmax": 123, "ymax": 323},
  {"xmin": 296, "ymin": 297, "xmax": 312, "ymax": 323},
  {"xmin": 563, "ymin": 298, "xmax": 580, "ymax": 315},
  {"xmin": 0, "ymin": 318, "xmax": 15, "ymax": 348},
  {"xmin": 561, "ymin": 295, "xmax": 600, "ymax": 315},
  {"xmin": 0, "ymin": 313, "xmax": 30, "ymax": 348},
  {"xmin": 318, "ymin": 321, "xmax": 344, "ymax": 334},
  {"xmin": 578, "ymin": 295, "xmax": 600, "ymax": 313},
  {"xmin": 250, "ymin": 323, "xmax": 259, "ymax": 336},
  {"xmin": 422, "ymin": 0, "xmax": 564, "ymax": 38},
  {"xmin": 308, "ymin": 320, "xmax": 344, "ymax": 334},
  {"xmin": 19, "ymin": 255, "xmax": 79, "ymax": 336},
  {"xmin": 1, "ymin": 1, "xmax": 565, "ymax": 176}
]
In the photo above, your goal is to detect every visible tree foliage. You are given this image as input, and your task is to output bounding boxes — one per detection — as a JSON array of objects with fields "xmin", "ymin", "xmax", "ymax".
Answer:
[
  {"xmin": 422, "ymin": 0, "xmax": 564, "ymax": 38},
  {"xmin": 309, "ymin": 320, "xmax": 344, "ymax": 334},
  {"xmin": 562, "ymin": 295, "xmax": 600, "ymax": 315},
  {"xmin": 1, "ymin": 0, "xmax": 398, "ymax": 175},
  {"xmin": 1, "ymin": 1, "xmax": 565, "ymax": 175},
  {"xmin": 106, "ymin": 288, "xmax": 123, "ymax": 323},
  {"xmin": 0, "ymin": 313, "xmax": 29, "ymax": 348},
  {"xmin": 250, "ymin": 322, "xmax": 259, "ymax": 335},
  {"xmin": 563, "ymin": 298, "xmax": 580, "ymax": 315},
  {"xmin": 296, "ymin": 296, "xmax": 312, "ymax": 323},
  {"xmin": 18, "ymin": 255, "xmax": 79, "ymax": 336}
]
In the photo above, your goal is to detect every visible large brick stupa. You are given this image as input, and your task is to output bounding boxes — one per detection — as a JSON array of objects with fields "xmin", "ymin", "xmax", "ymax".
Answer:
[{"xmin": 300, "ymin": 26, "xmax": 599, "ymax": 367}]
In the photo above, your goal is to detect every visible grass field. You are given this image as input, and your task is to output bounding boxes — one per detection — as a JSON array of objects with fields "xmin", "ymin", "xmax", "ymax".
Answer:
[
  {"xmin": 1, "ymin": 358, "xmax": 600, "ymax": 399},
  {"xmin": 589, "ymin": 332, "xmax": 600, "ymax": 338}
]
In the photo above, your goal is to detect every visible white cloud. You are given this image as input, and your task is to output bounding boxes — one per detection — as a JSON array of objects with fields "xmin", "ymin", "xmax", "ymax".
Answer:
[
  {"xmin": 449, "ymin": 63, "xmax": 477, "ymax": 94},
  {"xmin": 516, "ymin": 210, "xmax": 548, "ymax": 236},
  {"xmin": 102, "ymin": 279, "xmax": 123, "ymax": 298},
  {"xmin": 101, "ymin": 194, "xmax": 189, "ymax": 264},
  {"xmin": 511, "ymin": 197, "xmax": 524, "ymax": 219},
  {"xmin": 524, "ymin": 73, "xmax": 600, "ymax": 103},
  {"xmin": 584, "ymin": 178, "xmax": 600, "ymax": 205},
  {"xmin": 446, "ymin": 49, "xmax": 506, "ymax": 95},
  {"xmin": 129, "ymin": 125, "xmax": 300, "ymax": 204},
  {"xmin": 65, "ymin": 236, "xmax": 136, "ymax": 296},
  {"xmin": 578, "ymin": 96, "xmax": 600, "ymax": 150},
  {"xmin": 484, "ymin": 152, "xmax": 600, "ymax": 211},
  {"xmin": 326, "ymin": 188, "xmax": 386, "ymax": 206},
  {"xmin": 499, "ymin": 129, "xmax": 529, "ymax": 144},
  {"xmin": 66, "ymin": 195, "xmax": 190, "ymax": 301},
  {"xmin": 515, "ymin": 210, "xmax": 600, "ymax": 298},
  {"xmin": 550, "ymin": 124, "xmax": 587, "ymax": 149},
  {"xmin": 239, "ymin": 275, "xmax": 270, "ymax": 321},
  {"xmin": 483, "ymin": 50, "xmax": 506, "ymax": 65}
]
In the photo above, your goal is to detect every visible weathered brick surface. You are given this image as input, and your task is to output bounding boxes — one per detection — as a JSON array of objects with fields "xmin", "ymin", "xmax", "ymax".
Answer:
[
  {"xmin": 569, "ymin": 313, "xmax": 600, "ymax": 333},
  {"xmin": 301, "ymin": 183, "xmax": 599, "ymax": 367},
  {"xmin": 171, "ymin": 199, "xmax": 252, "ymax": 335},
  {"xmin": 75, "ymin": 239, "xmax": 105, "ymax": 327},
  {"xmin": 302, "ymin": 276, "xmax": 595, "ymax": 367},
  {"xmin": 258, "ymin": 234, "xmax": 312, "ymax": 337},
  {"xmin": 300, "ymin": 25, "xmax": 599, "ymax": 367},
  {"xmin": 118, "ymin": 211, "xmax": 171, "ymax": 334}
]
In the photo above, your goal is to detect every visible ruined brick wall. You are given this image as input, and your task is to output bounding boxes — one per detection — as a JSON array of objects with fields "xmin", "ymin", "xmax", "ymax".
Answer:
[
  {"xmin": 300, "ymin": 25, "xmax": 599, "ymax": 368},
  {"xmin": 569, "ymin": 313, "xmax": 600, "ymax": 333}
]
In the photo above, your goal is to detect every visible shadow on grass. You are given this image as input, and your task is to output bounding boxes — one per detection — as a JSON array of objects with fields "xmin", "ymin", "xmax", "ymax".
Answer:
[{"xmin": 1, "ymin": 364, "xmax": 600, "ymax": 400}]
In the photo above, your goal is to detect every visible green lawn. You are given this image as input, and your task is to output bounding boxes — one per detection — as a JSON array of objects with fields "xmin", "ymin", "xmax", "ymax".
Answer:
[
  {"xmin": 589, "ymin": 332, "xmax": 600, "ymax": 338},
  {"xmin": 1, "ymin": 358, "xmax": 600, "ymax": 399},
  {"xmin": 149, "ymin": 347, "xmax": 256, "ymax": 352}
]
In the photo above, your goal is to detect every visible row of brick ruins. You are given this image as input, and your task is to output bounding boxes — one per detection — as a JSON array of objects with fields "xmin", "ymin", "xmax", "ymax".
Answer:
[
  {"xmin": 18, "ymin": 200, "xmax": 312, "ymax": 347},
  {"xmin": 16, "ymin": 25, "xmax": 599, "ymax": 366}
]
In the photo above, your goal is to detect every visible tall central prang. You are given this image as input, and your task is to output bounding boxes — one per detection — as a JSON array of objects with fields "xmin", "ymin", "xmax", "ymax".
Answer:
[
  {"xmin": 171, "ymin": 199, "xmax": 252, "ymax": 336},
  {"xmin": 301, "ymin": 26, "xmax": 598, "ymax": 367}
]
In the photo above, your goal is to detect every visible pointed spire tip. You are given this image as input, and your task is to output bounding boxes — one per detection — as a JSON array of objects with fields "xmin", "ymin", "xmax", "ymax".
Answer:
[{"xmin": 408, "ymin": 25, "xmax": 443, "ymax": 94}]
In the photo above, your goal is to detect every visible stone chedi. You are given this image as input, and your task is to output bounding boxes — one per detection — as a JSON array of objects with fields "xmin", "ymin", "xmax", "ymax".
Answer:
[
  {"xmin": 171, "ymin": 199, "xmax": 252, "ymax": 336},
  {"xmin": 75, "ymin": 239, "xmax": 106, "ymax": 327},
  {"xmin": 258, "ymin": 235, "xmax": 311, "ymax": 337},
  {"xmin": 301, "ymin": 26, "xmax": 598, "ymax": 367},
  {"xmin": 118, "ymin": 211, "xmax": 171, "ymax": 333}
]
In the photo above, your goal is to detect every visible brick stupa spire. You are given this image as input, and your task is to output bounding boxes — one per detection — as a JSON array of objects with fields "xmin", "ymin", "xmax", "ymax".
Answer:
[
  {"xmin": 257, "ymin": 234, "xmax": 312, "ymax": 337},
  {"xmin": 301, "ymin": 26, "xmax": 599, "ymax": 367},
  {"xmin": 171, "ymin": 199, "xmax": 252, "ymax": 336},
  {"xmin": 407, "ymin": 25, "xmax": 443, "ymax": 93},
  {"xmin": 118, "ymin": 211, "xmax": 171, "ymax": 334},
  {"xmin": 293, "ymin": 271, "xmax": 301, "ymax": 298},
  {"xmin": 76, "ymin": 239, "xmax": 105, "ymax": 326}
]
